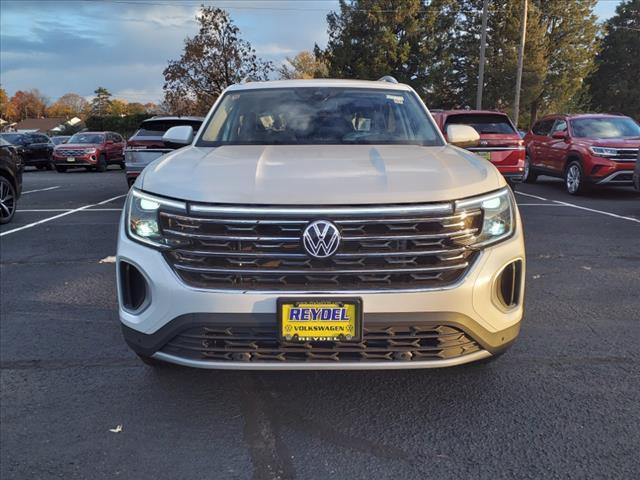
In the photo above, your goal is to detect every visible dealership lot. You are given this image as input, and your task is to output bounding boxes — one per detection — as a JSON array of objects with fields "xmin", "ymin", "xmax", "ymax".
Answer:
[{"xmin": 1, "ymin": 170, "xmax": 639, "ymax": 480}]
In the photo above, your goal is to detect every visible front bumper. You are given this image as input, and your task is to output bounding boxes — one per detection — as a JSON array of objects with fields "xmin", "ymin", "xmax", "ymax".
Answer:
[
  {"xmin": 117, "ymin": 208, "xmax": 526, "ymax": 369},
  {"xmin": 53, "ymin": 154, "xmax": 96, "ymax": 166}
]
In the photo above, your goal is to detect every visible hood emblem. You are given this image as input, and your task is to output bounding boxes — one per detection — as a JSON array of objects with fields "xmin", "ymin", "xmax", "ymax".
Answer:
[
  {"xmin": 480, "ymin": 140, "xmax": 489, "ymax": 146},
  {"xmin": 302, "ymin": 220, "xmax": 341, "ymax": 258}
]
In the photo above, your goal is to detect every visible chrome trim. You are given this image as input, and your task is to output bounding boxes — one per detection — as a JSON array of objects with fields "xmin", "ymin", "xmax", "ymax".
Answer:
[
  {"xmin": 172, "ymin": 247, "xmax": 468, "ymax": 258},
  {"xmin": 172, "ymin": 262, "xmax": 469, "ymax": 275},
  {"xmin": 455, "ymin": 187, "xmax": 510, "ymax": 210},
  {"xmin": 190, "ymin": 202, "xmax": 454, "ymax": 216},
  {"xmin": 152, "ymin": 349, "xmax": 492, "ymax": 370},
  {"xmin": 596, "ymin": 170, "xmax": 634, "ymax": 185},
  {"xmin": 467, "ymin": 146, "xmax": 525, "ymax": 152}
]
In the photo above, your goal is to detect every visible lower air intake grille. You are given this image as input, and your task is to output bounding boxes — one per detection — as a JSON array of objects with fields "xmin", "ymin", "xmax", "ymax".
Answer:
[{"xmin": 161, "ymin": 325, "xmax": 481, "ymax": 363}]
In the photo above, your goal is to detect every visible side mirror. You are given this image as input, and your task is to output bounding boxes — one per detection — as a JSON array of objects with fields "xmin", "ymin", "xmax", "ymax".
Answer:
[
  {"xmin": 446, "ymin": 124, "xmax": 480, "ymax": 148},
  {"xmin": 551, "ymin": 131, "xmax": 567, "ymax": 140},
  {"xmin": 106, "ymin": 140, "xmax": 114, "ymax": 145},
  {"xmin": 163, "ymin": 126, "xmax": 194, "ymax": 146}
]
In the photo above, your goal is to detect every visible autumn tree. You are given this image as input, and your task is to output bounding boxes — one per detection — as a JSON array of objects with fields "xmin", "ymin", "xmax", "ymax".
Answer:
[
  {"xmin": 0, "ymin": 87, "xmax": 11, "ymax": 120},
  {"xmin": 126, "ymin": 102, "xmax": 147, "ymax": 115},
  {"xmin": 279, "ymin": 51, "xmax": 328, "ymax": 79},
  {"xmin": 162, "ymin": 6, "xmax": 272, "ymax": 115},
  {"xmin": 110, "ymin": 99, "xmax": 128, "ymax": 116},
  {"xmin": 587, "ymin": 0, "xmax": 640, "ymax": 118},
  {"xmin": 8, "ymin": 89, "xmax": 48, "ymax": 120},
  {"xmin": 47, "ymin": 93, "xmax": 89, "ymax": 119},
  {"xmin": 91, "ymin": 87, "xmax": 113, "ymax": 116}
]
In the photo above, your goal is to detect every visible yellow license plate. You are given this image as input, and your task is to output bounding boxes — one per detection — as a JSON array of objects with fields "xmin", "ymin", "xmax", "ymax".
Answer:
[
  {"xmin": 278, "ymin": 298, "xmax": 362, "ymax": 342},
  {"xmin": 67, "ymin": 157, "xmax": 76, "ymax": 162},
  {"xmin": 477, "ymin": 151, "xmax": 491, "ymax": 161}
]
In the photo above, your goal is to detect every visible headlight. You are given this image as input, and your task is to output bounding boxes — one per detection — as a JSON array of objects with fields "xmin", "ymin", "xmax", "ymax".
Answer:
[
  {"xmin": 126, "ymin": 189, "xmax": 186, "ymax": 248},
  {"xmin": 590, "ymin": 146, "xmax": 618, "ymax": 157},
  {"xmin": 83, "ymin": 148, "xmax": 97, "ymax": 154},
  {"xmin": 456, "ymin": 188, "xmax": 515, "ymax": 248}
]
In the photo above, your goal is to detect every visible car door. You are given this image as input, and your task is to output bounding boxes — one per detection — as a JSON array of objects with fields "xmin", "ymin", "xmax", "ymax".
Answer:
[
  {"xmin": 547, "ymin": 119, "xmax": 570, "ymax": 173},
  {"xmin": 113, "ymin": 133, "xmax": 125, "ymax": 159},
  {"xmin": 35, "ymin": 135, "xmax": 53, "ymax": 160},
  {"xmin": 104, "ymin": 133, "xmax": 114, "ymax": 160},
  {"xmin": 532, "ymin": 118, "xmax": 556, "ymax": 170},
  {"xmin": 21, "ymin": 135, "xmax": 39, "ymax": 162}
]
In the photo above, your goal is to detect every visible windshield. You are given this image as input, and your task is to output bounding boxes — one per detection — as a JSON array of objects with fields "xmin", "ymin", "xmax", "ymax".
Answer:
[
  {"xmin": 445, "ymin": 114, "xmax": 516, "ymax": 134},
  {"xmin": 198, "ymin": 88, "xmax": 443, "ymax": 147},
  {"xmin": 51, "ymin": 136, "xmax": 70, "ymax": 145},
  {"xmin": 68, "ymin": 133, "xmax": 105, "ymax": 144},
  {"xmin": 0, "ymin": 133, "xmax": 25, "ymax": 145},
  {"xmin": 570, "ymin": 117, "xmax": 640, "ymax": 139}
]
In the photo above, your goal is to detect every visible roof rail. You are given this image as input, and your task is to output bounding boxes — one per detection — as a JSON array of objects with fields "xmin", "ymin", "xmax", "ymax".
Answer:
[{"xmin": 377, "ymin": 75, "xmax": 398, "ymax": 84}]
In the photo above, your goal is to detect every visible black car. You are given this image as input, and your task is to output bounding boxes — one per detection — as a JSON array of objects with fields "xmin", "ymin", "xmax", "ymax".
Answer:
[
  {"xmin": 0, "ymin": 132, "xmax": 54, "ymax": 170},
  {"xmin": 51, "ymin": 135, "xmax": 71, "ymax": 146},
  {"xmin": 0, "ymin": 137, "xmax": 23, "ymax": 224}
]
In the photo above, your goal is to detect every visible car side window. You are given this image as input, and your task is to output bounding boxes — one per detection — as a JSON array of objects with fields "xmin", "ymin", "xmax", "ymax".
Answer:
[
  {"xmin": 532, "ymin": 120, "xmax": 554, "ymax": 136},
  {"xmin": 114, "ymin": 134, "xmax": 123, "ymax": 143},
  {"xmin": 551, "ymin": 120, "xmax": 567, "ymax": 134}
]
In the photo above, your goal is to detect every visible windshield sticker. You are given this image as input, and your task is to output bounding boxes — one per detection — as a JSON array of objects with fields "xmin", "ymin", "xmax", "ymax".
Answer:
[{"xmin": 386, "ymin": 94, "xmax": 404, "ymax": 104}]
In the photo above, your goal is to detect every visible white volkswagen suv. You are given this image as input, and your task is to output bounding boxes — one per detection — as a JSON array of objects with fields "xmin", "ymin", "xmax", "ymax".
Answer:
[{"xmin": 117, "ymin": 78, "xmax": 525, "ymax": 369}]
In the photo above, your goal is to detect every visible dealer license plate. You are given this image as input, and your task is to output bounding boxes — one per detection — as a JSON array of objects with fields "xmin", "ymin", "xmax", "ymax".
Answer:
[
  {"xmin": 278, "ymin": 298, "xmax": 362, "ymax": 342},
  {"xmin": 67, "ymin": 157, "xmax": 76, "ymax": 162}
]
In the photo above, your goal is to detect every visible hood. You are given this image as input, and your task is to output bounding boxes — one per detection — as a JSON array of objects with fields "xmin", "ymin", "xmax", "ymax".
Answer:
[
  {"xmin": 587, "ymin": 138, "xmax": 640, "ymax": 148},
  {"xmin": 140, "ymin": 144, "xmax": 503, "ymax": 205},
  {"xmin": 55, "ymin": 143, "xmax": 101, "ymax": 150}
]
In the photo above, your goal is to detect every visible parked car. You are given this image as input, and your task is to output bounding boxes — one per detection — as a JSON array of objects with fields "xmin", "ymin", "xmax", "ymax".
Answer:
[
  {"xmin": 523, "ymin": 113, "xmax": 640, "ymax": 195},
  {"xmin": 125, "ymin": 116, "xmax": 204, "ymax": 187},
  {"xmin": 51, "ymin": 136, "xmax": 71, "ymax": 146},
  {"xmin": 53, "ymin": 131, "xmax": 126, "ymax": 172},
  {"xmin": 0, "ymin": 137, "xmax": 23, "ymax": 224},
  {"xmin": 0, "ymin": 132, "xmax": 54, "ymax": 170},
  {"xmin": 118, "ymin": 78, "xmax": 526, "ymax": 369},
  {"xmin": 431, "ymin": 110, "xmax": 525, "ymax": 188}
]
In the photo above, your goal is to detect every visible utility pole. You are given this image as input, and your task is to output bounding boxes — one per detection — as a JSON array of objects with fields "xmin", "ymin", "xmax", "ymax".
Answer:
[
  {"xmin": 476, "ymin": 0, "xmax": 490, "ymax": 110},
  {"xmin": 513, "ymin": 0, "xmax": 528, "ymax": 127}
]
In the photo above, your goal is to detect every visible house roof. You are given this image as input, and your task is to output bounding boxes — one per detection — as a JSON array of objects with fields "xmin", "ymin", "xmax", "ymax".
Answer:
[{"xmin": 14, "ymin": 117, "xmax": 67, "ymax": 133}]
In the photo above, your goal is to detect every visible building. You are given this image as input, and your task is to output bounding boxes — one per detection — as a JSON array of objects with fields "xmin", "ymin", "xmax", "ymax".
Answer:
[{"xmin": 12, "ymin": 117, "xmax": 84, "ymax": 134}]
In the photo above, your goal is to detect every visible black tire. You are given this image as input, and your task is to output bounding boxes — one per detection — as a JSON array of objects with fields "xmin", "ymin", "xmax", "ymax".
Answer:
[
  {"xmin": 137, "ymin": 354, "xmax": 166, "ymax": 367},
  {"xmin": 55, "ymin": 165, "xmax": 67, "ymax": 173},
  {"xmin": 0, "ymin": 176, "xmax": 17, "ymax": 224},
  {"xmin": 119, "ymin": 162, "xmax": 126, "ymax": 170},
  {"xmin": 522, "ymin": 153, "xmax": 538, "ymax": 183},
  {"xmin": 46, "ymin": 158, "xmax": 54, "ymax": 170},
  {"xmin": 36, "ymin": 165, "xmax": 45, "ymax": 170},
  {"xmin": 564, "ymin": 160, "xmax": 590, "ymax": 195},
  {"xmin": 96, "ymin": 154, "xmax": 107, "ymax": 172}
]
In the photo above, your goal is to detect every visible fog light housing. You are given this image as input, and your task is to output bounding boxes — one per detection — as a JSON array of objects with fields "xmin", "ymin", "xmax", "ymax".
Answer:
[
  {"xmin": 496, "ymin": 260, "xmax": 523, "ymax": 308},
  {"xmin": 119, "ymin": 261, "xmax": 148, "ymax": 311}
]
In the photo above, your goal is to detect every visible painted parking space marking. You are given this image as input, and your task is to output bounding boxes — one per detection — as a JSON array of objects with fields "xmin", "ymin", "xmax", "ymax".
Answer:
[
  {"xmin": 1, "ymin": 195, "xmax": 126, "ymax": 237},
  {"xmin": 16, "ymin": 208, "xmax": 122, "ymax": 212},
  {"xmin": 21, "ymin": 186, "xmax": 61, "ymax": 195},
  {"xmin": 516, "ymin": 191, "xmax": 640, "ymax": 224}
]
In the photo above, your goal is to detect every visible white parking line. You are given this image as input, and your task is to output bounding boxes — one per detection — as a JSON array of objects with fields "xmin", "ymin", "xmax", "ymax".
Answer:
[
  {"xmin": 517, "ymin": 203, "xmax": 563, "ymax": 206},
  {"xmin": 516, "ymin": 191, "xmax": 640, "ymax": 224},
  {"xmin": 21, "ymin": 186, "xmax": 60, "ymax": 195},
  {"xmin": 16, "ymin": 208, "xmax": 122, "ymax": 212},
  {"xmin": 0, "ymin": 195, "xmax": 126, "ymax": 237}
]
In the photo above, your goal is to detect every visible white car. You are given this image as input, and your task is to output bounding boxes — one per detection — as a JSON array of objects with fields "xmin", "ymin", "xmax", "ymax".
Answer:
[{"xmin": 117, "ymin": 78, "xmax": 525, "ymax": 369}]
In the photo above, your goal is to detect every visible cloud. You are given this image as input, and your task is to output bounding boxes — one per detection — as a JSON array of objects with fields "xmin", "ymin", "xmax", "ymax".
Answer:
[{"xmin": 0, "ymin": 0, "xmax": 337, "ymax": 103}]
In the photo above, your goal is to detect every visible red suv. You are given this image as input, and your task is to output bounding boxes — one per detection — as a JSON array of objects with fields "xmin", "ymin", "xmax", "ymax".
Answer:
[
  {"xmin": 431, "ymin": 110, "xmax": 525, "ymax": 187},
  {"xmin": 53, "ymin": 131, "xmax": 125, "ymax": 173},
  {"xmin": 523, "ymin": 114, "xmax": 640, "ymax": 195}
]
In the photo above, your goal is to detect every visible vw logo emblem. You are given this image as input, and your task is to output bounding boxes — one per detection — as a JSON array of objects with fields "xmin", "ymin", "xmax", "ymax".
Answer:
[{"xmin": 302, "ymin": 220, "xmax": 341, "ymax": 258}]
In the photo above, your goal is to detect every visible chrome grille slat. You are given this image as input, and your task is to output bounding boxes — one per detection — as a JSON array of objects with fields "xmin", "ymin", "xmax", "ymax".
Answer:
[{"xmin": 160, "ymin": 204, "xmax": 482, "ymax": 291}]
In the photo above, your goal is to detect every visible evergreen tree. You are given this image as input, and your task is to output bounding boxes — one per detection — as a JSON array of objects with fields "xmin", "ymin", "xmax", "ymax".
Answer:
[
  {"xmin": 587, "ymin": 0, "xmax": 640, "ymax": 118},
  {"xmin": 91, "ymin": 87, "xmax": 113, "ymax": 116}
]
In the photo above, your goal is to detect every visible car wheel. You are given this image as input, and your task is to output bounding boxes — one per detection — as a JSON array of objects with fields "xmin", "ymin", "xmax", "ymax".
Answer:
[
  {"xmin": 565, "ymin": 161, "xmax": 589, "ymax": 195},
  {"xmin": 36, "ymin": 165, "xmax": 45, "ymax": 170},
  {"xmin": 55, "ymin": 165, "xmax": 67, "ymax": 173},
  {"xmin": 96, "ymin": 154, "xmax": 107, "ymax": 172},
  {"xmin": 119, "ymin": 162, "xmax": 126, "ymax": 170},
  {"xmin": 46, "ymin": 157, "xmax": 55, "ymax": 170},
  {"xmin": 522, "ymin": 154, "xmax": 538, "ymax": 183},
  {"xmin": 0, "ymin": 176, "xmax": 17, "ymax": 225}
]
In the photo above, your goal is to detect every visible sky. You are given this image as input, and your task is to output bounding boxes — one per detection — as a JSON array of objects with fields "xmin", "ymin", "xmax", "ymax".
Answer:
[{"xmin": 0, "ymin": 0, "xmax": 624, "ymax": 105}]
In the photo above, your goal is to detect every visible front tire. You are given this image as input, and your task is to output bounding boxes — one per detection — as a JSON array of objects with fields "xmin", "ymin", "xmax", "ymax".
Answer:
[
  {"xmin": 55, "ymin": 165, "xmax": 67, "ymax": 173},
  {"xmin": 565, "ymin": 161, "xmax": 589, "ymax": 195},
  {"xmin": 522, "ymin": 153, "xmax": 538, "ymax": 183},
  {"xmin": 96, "ymin": 154, "xmax": 107, "ymax": 172},
  {"xmin": 0, "ymin": 176, "xmax": 17, "ymax": 224},
  {"xmin": 119, "ymin": 162, "xmax": 126, "ymax": 170}
]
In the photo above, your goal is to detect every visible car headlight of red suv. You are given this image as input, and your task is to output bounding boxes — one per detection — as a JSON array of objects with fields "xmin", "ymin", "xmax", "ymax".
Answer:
[{"xmin": 589, "ymin": 146, "xmax": 618, "ymax": 158}]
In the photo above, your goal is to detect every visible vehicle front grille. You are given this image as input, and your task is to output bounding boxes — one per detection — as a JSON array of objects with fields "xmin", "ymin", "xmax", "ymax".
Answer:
[
  {"xmin": 159, "ymin": 203, "xmax": 483, "ymax": 291},
  {"xmin": 610, "ymin": 148, "xmax": 639, "ymax": 161},
  {"xmin": 56, "ymin": 149, "xmax": 87, "ymax": 156},
  {"xmin": 162, "ymin": 324, "xmax": 481, "ymax": 363}
]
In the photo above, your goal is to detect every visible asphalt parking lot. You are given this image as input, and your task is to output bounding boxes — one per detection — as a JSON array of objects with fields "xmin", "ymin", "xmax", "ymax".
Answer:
[{"xmin": 1, "ymin": 168, "xmax": 639, "ymax": 480}]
